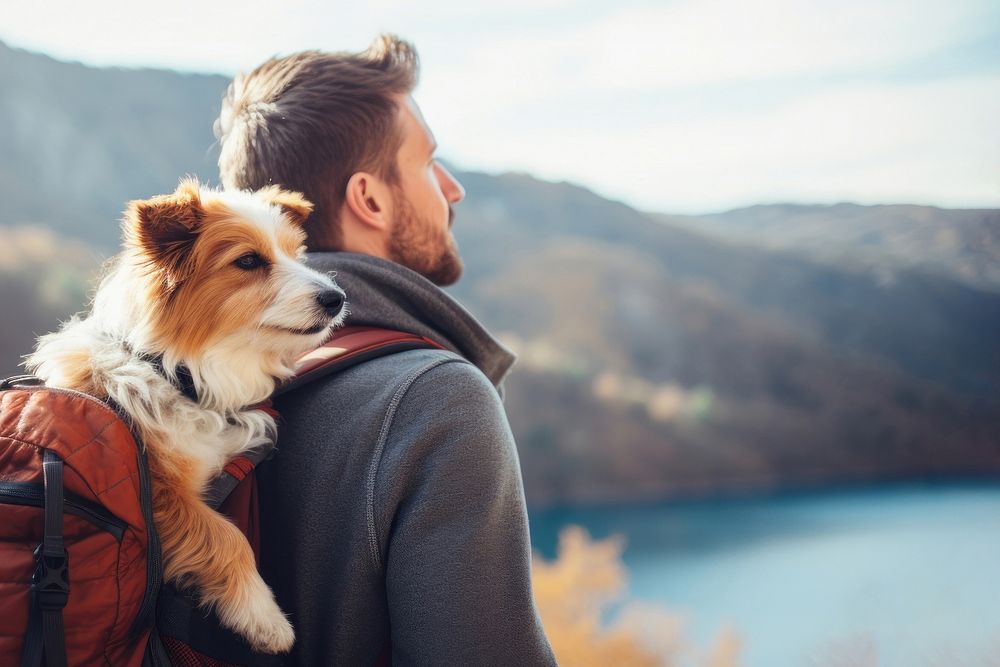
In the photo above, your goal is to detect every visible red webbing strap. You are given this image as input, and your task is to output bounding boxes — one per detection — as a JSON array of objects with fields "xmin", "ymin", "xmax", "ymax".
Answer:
[
  {"xmin": 218, "ymin": 471, "xmax": 261, "ymax": 565},
  {"xmin": 273, "ymin": 326, "xmax": 446, "ymax": 397},
  {"xmin": 296, "ymin": 326, "xmax": 444, "ymax": 374},
  {"xmin": 222, "ymin": 456, "xmax": 255, "ymax": 482}
]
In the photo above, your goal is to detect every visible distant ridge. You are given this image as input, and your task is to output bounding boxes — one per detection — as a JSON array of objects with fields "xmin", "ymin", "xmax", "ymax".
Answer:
[
  {"xmin": 0, "ymin": 39, "xmax": 227, "ymax": 247},
  {"xmin": 658, "ymin": 202, "xmax": 1000, "ymax": 294}
]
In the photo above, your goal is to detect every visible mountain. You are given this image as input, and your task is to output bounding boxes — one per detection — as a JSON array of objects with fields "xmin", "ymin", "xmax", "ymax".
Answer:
[
  {"xmin": 657, "ymin": 203, "xmax": 1000, "ymax": 294},
  {"xmin": 0, "ymin": 40, "xmax": 227, "ymax": 247},
  {"xmin": 452, "ymin": 174, "xmax": 1000, "ymax": 398},
  {"xmin": 2, "ymin": 40, "xmax": 998, "ymax": 506},
  {"xmin": 447, "ymin": 177, "xmax": 1000, "ymax": 503}
]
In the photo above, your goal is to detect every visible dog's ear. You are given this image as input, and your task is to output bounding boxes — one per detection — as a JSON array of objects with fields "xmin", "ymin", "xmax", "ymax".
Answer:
[
  {"xmin": 258, "ymin": 186, "xmax": 314, "ymax": 227},
  {"xmin": 125, "ymin": 178, "xmax": 204, "ymax": 287}
]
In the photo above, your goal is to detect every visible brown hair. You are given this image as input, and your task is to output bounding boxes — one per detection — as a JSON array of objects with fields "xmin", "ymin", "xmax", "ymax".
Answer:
[{"xmin": 215, "ymin": 34, "xmax": 419, "ymax": 250}]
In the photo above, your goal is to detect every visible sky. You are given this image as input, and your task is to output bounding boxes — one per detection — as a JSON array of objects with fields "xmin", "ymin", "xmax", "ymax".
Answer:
[{"xmin": 2, "ymin": 0, "xmax": 999, "ymax": 214}]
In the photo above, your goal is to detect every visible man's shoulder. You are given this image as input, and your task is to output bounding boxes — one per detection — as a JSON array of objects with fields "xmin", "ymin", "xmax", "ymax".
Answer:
[
  {"xmin": 266, "ymin": 348, "xmax": 487, "ymax": 479},
  {"xmin": 269, "ymin": 346, "xmax": 507, "ymax": 485},
  {"xmin": 276, "ymin": 346, "xmax": 494, "ymax": 416}
]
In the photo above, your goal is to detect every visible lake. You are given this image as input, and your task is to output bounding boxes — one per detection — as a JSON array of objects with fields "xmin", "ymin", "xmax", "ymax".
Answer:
[{"xmin": 530, "ymin": 482, "xmax": 1000, "ymax": 667}]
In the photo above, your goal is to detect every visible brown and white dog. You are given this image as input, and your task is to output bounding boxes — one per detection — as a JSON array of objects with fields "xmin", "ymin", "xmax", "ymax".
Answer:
[{"xmin": 26, "ymin": 179, "xmax": 346, "ymax": 653}]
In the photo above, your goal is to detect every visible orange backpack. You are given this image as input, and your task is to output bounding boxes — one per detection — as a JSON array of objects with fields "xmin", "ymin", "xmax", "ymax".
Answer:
[{"xmin": 0, "ymin": 327, "xmax": 442, "ymax": 667}]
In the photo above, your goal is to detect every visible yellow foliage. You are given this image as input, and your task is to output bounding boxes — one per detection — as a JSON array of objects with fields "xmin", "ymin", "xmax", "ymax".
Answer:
[{"xmin": 532, "ymin": 526, "xmax": 741, "ymax": 667}]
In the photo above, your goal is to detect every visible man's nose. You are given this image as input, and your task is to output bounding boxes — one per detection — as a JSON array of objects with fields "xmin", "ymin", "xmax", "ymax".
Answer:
[{"xmin": 435, "ymin": 163, "xmax": 465, "ymax": 204}]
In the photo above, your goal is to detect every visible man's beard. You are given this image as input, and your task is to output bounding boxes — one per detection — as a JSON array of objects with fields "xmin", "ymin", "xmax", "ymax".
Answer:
[{"xmin": 387, "ymin": 193, "xmax": 463, "ymax": 286}]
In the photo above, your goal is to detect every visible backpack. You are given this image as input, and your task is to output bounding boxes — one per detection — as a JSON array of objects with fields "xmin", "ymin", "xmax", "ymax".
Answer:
[{"xmin": 0, "ymin": 326, "xmax": 443, "ymax": 667}]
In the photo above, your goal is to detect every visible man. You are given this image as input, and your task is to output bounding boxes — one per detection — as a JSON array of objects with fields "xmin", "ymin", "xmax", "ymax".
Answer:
[{"xmin": 215, "ymin": 35, "xmax": 556, "ymax": 665}]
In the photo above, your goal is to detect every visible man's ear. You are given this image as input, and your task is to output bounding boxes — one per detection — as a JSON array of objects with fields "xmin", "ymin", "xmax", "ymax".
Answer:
[
  {"xmin": 257, "ymin": 186, "xmax": 314, "ymax": 226},
  {"xmin": 343, "ymin": 172, "xmax": 392, "ymax": 231},
  {"xmin": 124, "ymin": 178, "xmax": 204, "ymax": 286}
]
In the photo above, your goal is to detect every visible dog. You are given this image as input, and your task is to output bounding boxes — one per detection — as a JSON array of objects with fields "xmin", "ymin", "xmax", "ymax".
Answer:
[{"xmin": 26, "ymin": 178, "xmax": 346, "ymax": 653}]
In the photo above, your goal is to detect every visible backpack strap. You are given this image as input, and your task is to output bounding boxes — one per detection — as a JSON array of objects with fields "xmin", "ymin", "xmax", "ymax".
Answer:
[
  {"xmin": 22, "ymin": 450, "xmax": 69, "ymax": 667},
  {"xmin": 273, "ymin": 325, "xmax": 446, "ymax": 397},
  {"xmin": 0, "ymin": 375, "xmax": 44, "ymax": 390},
  {"xmin": 204, "ymin": 326, "xmax": 445, "ymax": 509}
]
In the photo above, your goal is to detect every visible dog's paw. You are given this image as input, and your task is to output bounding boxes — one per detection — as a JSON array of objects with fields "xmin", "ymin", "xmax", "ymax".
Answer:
[
  {"xmin": 246, "ymin": 607, "xmax": 295, "ymax": 654},
  {"xmin": 216, "ymin": 574, "xmax": 295, "ymax": 654}
]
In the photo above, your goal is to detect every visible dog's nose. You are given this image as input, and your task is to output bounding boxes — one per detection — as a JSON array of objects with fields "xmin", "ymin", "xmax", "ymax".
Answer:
[{"xmin": 316, "ymin": 288, "xmax": 346, "ymax": 317}]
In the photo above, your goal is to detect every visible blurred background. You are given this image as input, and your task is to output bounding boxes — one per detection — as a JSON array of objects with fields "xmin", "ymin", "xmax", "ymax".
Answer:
[{"xmin": 2, "ymin": 1, "xmax": 999, "ymax": 665}]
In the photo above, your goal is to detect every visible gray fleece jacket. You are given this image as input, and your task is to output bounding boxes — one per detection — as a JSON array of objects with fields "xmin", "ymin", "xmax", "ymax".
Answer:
[{"xmin": 257, "ymin": 252, "xmax": 556, "ymax": 666}]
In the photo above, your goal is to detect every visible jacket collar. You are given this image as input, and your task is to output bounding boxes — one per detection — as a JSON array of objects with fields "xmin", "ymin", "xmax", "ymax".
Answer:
[{"xmin": 306, "ymin": 252, "xmax": 516, "ymax": 389}]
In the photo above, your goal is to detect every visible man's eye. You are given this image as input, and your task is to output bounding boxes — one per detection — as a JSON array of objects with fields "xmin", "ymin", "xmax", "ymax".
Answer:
[{"xmin": 234, "ymin": 253, "xmax": 266, "ymax": 270}]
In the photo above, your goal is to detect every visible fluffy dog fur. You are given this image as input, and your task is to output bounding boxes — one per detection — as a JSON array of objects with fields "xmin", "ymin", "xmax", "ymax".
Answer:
[{"xmin": 26, "ymin": 179, "xmax": 346, "ymax": 653}]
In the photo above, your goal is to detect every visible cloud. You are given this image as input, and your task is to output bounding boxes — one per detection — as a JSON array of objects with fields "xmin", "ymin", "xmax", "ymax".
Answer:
[
  {"xmin": 419, "ymin": 0, "xmax": 998, "ymax": 114},
  {"xmin": 409, "ymin": 0, "xmax": 1000, "ymax": 211},
  {"xmin": 576, "ymin": 0, "xmax": 993, "ymax": 90},
  {"xmin": 1, "ymin": 0, "xmax": 381, "ymax": 73},
  {"xmin": 432, "ymin": 75, "xmax": 1000, "ymax": 212}
]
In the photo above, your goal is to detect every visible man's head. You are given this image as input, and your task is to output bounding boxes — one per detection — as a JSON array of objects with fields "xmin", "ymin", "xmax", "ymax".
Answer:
[{"xmin": 215, "ymin": 35, "xmax": 466, "ymax": 285}]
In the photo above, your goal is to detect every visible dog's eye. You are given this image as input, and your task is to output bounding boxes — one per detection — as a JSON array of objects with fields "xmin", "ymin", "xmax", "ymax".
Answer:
[{"xmin": 234, "ymin": 252, "xmax": 266, "ymax": 270}]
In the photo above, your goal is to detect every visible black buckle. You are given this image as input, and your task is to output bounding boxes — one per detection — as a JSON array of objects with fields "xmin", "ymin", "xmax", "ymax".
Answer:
[{"xmin": 31, "ymin": 544, "xmax": 70, "ymax": 610}]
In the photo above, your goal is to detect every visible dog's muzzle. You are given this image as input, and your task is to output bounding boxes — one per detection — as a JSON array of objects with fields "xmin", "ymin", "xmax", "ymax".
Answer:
[{"xmin": 316, "ymin": 288, "xmax": 346, "ymax": 318}]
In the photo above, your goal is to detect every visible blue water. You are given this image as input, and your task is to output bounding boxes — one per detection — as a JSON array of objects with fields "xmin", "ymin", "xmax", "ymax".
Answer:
[{"xmin": 530, "ymin": 482, "xmax": 1000, "ymax": 666}]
